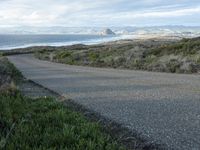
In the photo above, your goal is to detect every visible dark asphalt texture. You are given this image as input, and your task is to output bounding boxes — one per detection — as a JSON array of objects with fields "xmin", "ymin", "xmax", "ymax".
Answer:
[{"xmin": 8, "ymin": 54, "xmax": 200, "ymax": 150}]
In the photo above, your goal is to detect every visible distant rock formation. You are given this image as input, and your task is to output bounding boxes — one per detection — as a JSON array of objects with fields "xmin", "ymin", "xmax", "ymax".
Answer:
[{"xmin": 101, "ymin": 28, "xmax": 116, "ymax": 35}]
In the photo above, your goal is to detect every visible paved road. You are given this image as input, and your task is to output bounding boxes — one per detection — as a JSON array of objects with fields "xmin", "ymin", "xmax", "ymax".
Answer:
[{"xmin": 8, "ymin": 54, "xmax": 200, "ymax": 150}]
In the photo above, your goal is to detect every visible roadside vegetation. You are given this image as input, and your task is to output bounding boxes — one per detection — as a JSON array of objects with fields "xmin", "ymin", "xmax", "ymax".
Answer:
[
  {"xmin": 0, "ymin": 57, "xmax": 22, "ymax": 92},
  {"xmin": 35, "ymin": 38, "xmax": 200, "ymax": 73},
  {"xmin": 0, "ymin": 92, "xmax": 124, "ymax": 149},
  {"xmin": 0, "ymin": 57, "xmax": 125, "ymax": 150}
]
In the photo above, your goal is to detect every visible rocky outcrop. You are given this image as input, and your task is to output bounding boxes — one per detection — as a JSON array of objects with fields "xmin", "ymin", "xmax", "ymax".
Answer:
[{"xmin": 101, "ymin": 28, "xmax": 115, "ymax": 35}]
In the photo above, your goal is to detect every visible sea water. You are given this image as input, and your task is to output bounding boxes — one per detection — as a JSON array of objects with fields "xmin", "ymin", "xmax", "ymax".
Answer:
[{"xmin": 0, "ymin": 34, "xmax": 117, "ymax": 50}]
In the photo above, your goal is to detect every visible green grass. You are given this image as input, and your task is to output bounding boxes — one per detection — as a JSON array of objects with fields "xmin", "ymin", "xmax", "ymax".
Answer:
[
  {"xmin": 0, "ymin": 57, "xmax": 23, "ymax": 83},
  {"xmin": 146, "ymin": 37, "xmax": 200, "ymax": 57},
  {"xmin": 0, "ymin": 52, "xmax": 3, "ymax": 57},
  {"xmin": 0, "ymin": 91, "xmax": 125, "ymax": 150}
]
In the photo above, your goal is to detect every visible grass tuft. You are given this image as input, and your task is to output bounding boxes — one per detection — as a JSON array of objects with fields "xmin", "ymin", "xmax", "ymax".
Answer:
[{"xmin": 0, "ymin": 91, "xmax": 125, "ymax": 150}]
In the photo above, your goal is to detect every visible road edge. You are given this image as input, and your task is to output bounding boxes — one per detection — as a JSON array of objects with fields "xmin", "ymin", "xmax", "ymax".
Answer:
[{"xmin": 26, "ymin": 79, "xmax": 166, "ymax": 150}]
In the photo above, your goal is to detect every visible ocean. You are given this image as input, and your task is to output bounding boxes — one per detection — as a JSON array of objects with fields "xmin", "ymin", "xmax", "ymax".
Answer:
[{"xmin": 0, "ymin": 34, "xmax": 118, "ymax": 50}]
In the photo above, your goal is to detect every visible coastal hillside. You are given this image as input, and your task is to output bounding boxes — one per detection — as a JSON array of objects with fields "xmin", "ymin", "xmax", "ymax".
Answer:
[{"xmin": 35, "ymin": 38, "xmax": 200, "ymax": 73}]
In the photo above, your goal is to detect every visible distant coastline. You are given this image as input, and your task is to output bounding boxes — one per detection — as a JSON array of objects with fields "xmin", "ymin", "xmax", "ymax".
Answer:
[
  {"xmin": 1, "ymin": 26, "xmax": 200, "ymax": 50},
  {"xmin": 0, "ymin": 34, "xmax": 121, "ymax": 50}
]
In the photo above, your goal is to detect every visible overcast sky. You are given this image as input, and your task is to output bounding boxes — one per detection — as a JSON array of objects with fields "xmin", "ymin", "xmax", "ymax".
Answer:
[{"xmin": 0, "ymin": 0, "xmax": 200, "ymax": 27}]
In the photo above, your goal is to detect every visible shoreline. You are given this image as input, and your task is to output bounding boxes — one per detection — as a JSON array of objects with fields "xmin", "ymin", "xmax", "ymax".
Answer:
[
  {"xmin": 0, "ymin": 36, "xmax": 179, "ymax": 54},
  {"xmin": 0, "ymin": 34, "xmax": 188, "ymax": 51},
  {"xmin": 0, "ymin": 34, "xmax": 124, "ymax": 51}
]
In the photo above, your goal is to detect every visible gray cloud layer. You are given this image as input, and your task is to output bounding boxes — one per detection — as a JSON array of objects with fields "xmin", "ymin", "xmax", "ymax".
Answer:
[{"xmin": 0, "ymin": 0, "xmax": 200, "ymax": 27}]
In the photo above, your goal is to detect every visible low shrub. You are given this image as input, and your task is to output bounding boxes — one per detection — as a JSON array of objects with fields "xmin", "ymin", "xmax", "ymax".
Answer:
[{"xmin": 34, "ymin": 37, "xmax": 200, "ymax": 74}]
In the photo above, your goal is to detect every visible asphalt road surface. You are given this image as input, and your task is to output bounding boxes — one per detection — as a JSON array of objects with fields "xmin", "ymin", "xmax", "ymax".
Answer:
[{"xmin": 8, "ymin": 54, "xmax": 200, "ymax": 150}]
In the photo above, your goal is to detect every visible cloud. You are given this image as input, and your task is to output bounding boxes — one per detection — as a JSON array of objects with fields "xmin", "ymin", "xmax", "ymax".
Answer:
[
  {"xmin": 0, "ymin": 0, "xmax": 200, "ymax": 26},
  {"xmin": 119, "ymin": 6, "xmax": 200, "ymax": 18}
]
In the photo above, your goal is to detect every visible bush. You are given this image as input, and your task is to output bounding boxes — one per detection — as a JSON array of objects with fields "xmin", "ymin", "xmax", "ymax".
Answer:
[
  {"xmin": 197, "ymin": 57, "xmax": 200, "ymax": 64},
  {"xmin": 34, "ymin": 37, "xmax": 200, "ymax": 74},
  {"xmin": 166, "ymin": 59, "xmax": 181, "ymax": 73},
  {"xmin": 56, "ymin": 51, "xmax": 72, "ymax": 59},
  {"xmin": 0, "ymin": 52, "xmax": 3, "ymax": 57},
  {"xmin": 88, "ymin": 51, "xmax": 100, "ymax": 62},
  {"xmin": 1, "ymin": 58, "xmax": 22, "ymax": 81}
]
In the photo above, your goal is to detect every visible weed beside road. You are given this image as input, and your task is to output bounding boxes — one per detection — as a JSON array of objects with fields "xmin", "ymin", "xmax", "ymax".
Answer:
[
  {"xmin": 0, "ymin": 57, "xmax": 22, "ymax": 92},
  {"xmin": 0, "ymin": 91, "xmax": 124, "ymax": 149}
]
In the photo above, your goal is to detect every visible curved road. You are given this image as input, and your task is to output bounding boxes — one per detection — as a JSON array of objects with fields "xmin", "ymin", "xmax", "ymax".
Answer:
[{"xmin": 8, "ymin": 54, "xmax": 200, "ymax": 150}]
